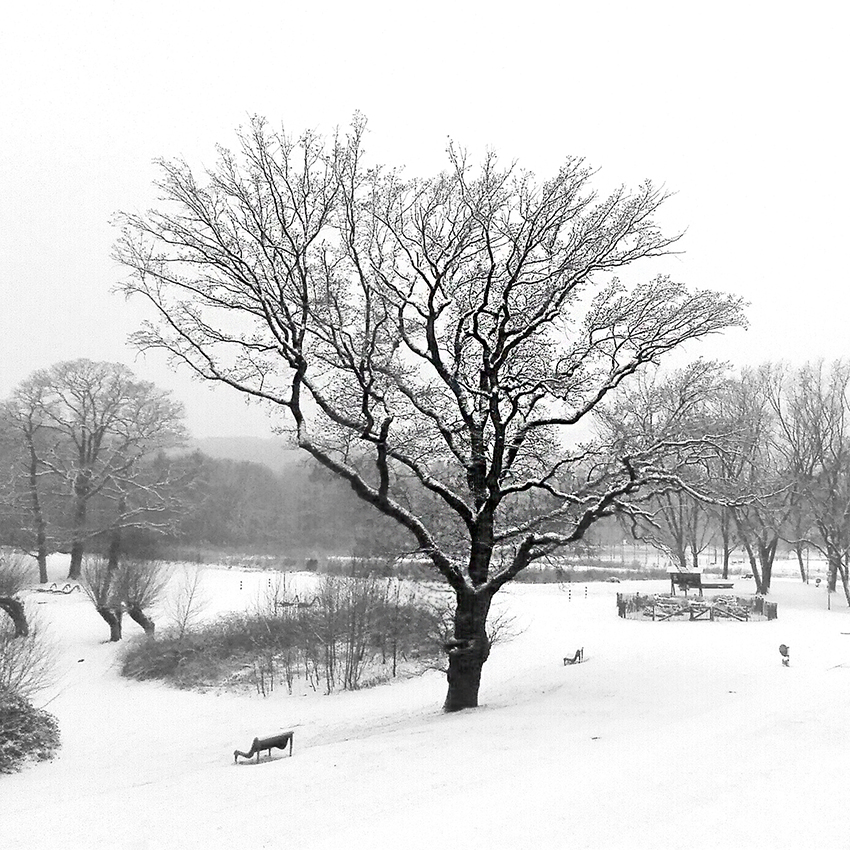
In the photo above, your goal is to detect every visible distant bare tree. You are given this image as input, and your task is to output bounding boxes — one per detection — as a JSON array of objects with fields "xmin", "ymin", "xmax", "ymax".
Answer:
[
  {"xmin": 115, "ymin": 116, "xmax": 746, "ymax": 710},
  {"xmin": 597, "ymin": 361, "xmax": 726, "ymax": 570},
  {"xmin": 720, "ymin": 367, "xmax": 793, "ymax": 594},
  {"xmin": 165, "ymin": 565, "xmax": 209, "ymax": 640},
  {"xmin": 13, "ymin": 360, "xmax": 186, "ymax": 579},
  {"xmin": 1, "ymin": 387, "xmax": 53, "ymax": 582},
  {"xmin": 771, "ymin": 361, "xmax": 850, "ymax": 603}
]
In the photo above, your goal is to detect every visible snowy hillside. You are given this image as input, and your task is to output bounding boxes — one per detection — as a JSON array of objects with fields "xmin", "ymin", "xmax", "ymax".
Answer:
[{"xmin": 5, "ymin": 562, "xmax": 850, "ymax": 850}]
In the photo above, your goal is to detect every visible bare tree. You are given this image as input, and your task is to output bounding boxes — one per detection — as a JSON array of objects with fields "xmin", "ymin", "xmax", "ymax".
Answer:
[
  {"xmin": 165, "ymin": 565, "xmax": 208, "ymax": 640},
  {"xmin": 0, "ymin": 550, "xmax": 35, "ymax": 637},
  {"xmin": 13, "ymin": 360, "xmax": 186, "ymax": 579},
  {"xmin": 116, "ymin": 558, "xmax": 169, "ymax": 635},
  {"xmin": 82, "ymin": 557, "xmax": 124, "ymax": 641},
  {"xmin": 596, "ymin": 361, "xmax": 726, "ymax": 571},
  {"xmin": 720, "ymin": 367, "xmax": 793, "ymax": 595},
  {"xmin": 0, "ymin": 387, "xmax": 53, "ymax": 582},
  {"xmin": 771, "ymin": 361, "xmax": 850, "ymax": 603},
  {"xmin": 115, "ymin": 117, "xmax": 746, "ymax": 710}
]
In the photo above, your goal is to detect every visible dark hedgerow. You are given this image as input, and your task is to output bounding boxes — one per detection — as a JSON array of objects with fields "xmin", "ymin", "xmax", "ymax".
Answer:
[{"xmin": 0, "ymin": 688, "xmax": 60, "ymax": 773}]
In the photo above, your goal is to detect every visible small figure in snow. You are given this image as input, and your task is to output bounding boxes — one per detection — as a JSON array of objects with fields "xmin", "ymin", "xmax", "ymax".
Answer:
[{"xmin": 779, "ymin": 644, "xmax": 790, "ymax": 667}]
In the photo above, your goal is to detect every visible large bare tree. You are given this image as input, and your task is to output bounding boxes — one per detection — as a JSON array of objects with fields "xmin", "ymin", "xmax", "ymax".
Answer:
[{"xmin": 115, "ymin": 118, "xmax": 745, "ymax": 710}]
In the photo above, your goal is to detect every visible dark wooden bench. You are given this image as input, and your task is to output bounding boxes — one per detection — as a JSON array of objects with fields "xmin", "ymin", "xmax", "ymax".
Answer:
[
  {"xmin": 669, "ymin": 572, "xmax": 734, "ymax": 596},
  {"xmin": 234, "ymin": 731, "xmax": 294, "ymax": 763}
]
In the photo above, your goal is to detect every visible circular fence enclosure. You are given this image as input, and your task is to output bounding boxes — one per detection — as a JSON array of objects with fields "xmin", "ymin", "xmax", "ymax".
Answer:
[{"xmin": 616, "ymin": 593, "xmax": 777, "ymax": 622}]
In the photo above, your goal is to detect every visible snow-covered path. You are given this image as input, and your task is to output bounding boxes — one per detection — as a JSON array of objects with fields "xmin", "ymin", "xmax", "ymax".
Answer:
[{"xmin": 4, "ymin": 565, "xmax": 850, "ymax": 849}]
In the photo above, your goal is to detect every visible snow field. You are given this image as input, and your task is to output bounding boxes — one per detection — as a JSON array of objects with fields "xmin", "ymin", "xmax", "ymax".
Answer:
[{"xmin": 4, "ymin": 561, "xmax": 850, "ymax": 849}]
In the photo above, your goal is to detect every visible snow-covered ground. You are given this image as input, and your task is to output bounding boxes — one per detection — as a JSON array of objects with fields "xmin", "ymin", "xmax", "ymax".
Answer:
[{"xmin": 4, "ymin": 560, "xmax": 850, "ymax": 850}]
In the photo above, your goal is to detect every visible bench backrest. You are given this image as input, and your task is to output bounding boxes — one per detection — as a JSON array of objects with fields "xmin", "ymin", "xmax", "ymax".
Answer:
[{"xmin": 669, "ymin": 572, "xmax": 702, "ymax": 588}]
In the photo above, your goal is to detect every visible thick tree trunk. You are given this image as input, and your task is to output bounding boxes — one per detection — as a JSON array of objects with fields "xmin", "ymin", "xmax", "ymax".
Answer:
[
  {"xmin": 68, "ymin": 540, "xmax": 84, "ymax": 581},
  {"xmin": 68, "ymin": 475, "xmax": 90, "ymax": 580},
  {"xmin": 107, "ymin": 527, "xmax": 121, "ymax": 572},
  {"xmin": 828, "ymin": 557, "xmax": 838, "ymax": 593},
  {"xmin": 443, "ymin": 589, "xmax": 492, "ymax": 712},
  {"xmin": 722, "ymin": 547, "xmax": 730, "ymax": 580},
  {"xmin": 96, "ymin": 607, "xmax": 123, "ymax": 641},
  {"xmin": 107, "ymin": 496, "xmax": 126, "ymax": 572},
  {"xmin": 755, "ymin": 540, "xmax": 777, "ymax": 595},
  {"xmin": 0, "ymin": 597, "xmax": 29, "ymax": 637},
  {"xmin": 128, "ymin": 606, "xmax": 155, "ymax": 636},
  {"xmin": 25, "ymin": 434, "xmax": 49, "ymax": 584},
  {"xmin": 826, "ymin": 549, "xmax": 842, "ymax": 597}
]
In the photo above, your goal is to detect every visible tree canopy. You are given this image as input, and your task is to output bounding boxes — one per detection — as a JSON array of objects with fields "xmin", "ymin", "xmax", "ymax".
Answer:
[{"xmin": 115, "ymin": 117, "xmax": 747, "ymax": 709}]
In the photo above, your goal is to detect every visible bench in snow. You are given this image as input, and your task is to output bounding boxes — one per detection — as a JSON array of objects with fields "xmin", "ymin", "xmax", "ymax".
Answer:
[
  {"xmin": 563, "ymin": 648, "xmax": 584, "ymax": 665},
  {"xmin": 234, "ymin": 731, "xmax": 294, "ymax": 763},
  {"xmin": 668, "ymin": 572, "xmax": 734, "ymax": 597}
]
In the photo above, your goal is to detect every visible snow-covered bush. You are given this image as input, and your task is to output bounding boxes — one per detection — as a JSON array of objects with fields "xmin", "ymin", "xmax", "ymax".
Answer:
[{"xmin": 0, "ymin": 688, "xmax": 60, "ymax": 773}]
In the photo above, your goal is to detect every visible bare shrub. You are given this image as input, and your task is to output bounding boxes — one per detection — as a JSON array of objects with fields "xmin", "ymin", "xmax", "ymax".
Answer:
[
  {"xmin": 164, "ymin": 564, "xmax": 209, "ymax": 640},
  {"xmin": 0, "ymin": 614, "xmax": 56, "ymax": 699}
]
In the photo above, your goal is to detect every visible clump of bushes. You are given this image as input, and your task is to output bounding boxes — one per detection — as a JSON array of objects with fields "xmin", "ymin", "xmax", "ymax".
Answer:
[
  {"xmin": 121, "ymin": 575, "xmax": 444, "ymax": 695},
  {"xmin": 0, "ymin": 688, "xmax": 60, "ymax": 773}
]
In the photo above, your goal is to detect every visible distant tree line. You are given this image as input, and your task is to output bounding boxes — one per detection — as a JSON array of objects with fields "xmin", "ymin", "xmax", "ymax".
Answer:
[
  {"xmin": 602, "ymin": 359, "xmax": 850, "ymax": 603},
  {"xmin": 0, "ymin": 360, "xmax": 415, "ymax": 574}
]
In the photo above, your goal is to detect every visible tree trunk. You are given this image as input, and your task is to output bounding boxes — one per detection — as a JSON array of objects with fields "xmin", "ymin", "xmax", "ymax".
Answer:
[
  {"xmin": 0, "ymin": 597, "xmax": 29, "ymax": 637},
  {"xmin": 742, "ymin": 540, "xmax": 762, "ymax": 593},
  {"xmin": 794, "ymin": 543, "xmax": 806, "ymax": 583},
  {"xmin": 756, "ymin": 541, "xmax": 775, "ymax": 595},
  {"xmin": 838, "ymin": 558, "xmax": 850, "ymax": 607},
  {"xmin": 107, "ymin": 495, "xmax": 127, "ymax": 572},
  {"xmin": 828, "ymin": 557, "xmax": 838, "ymax": 593},
  {"xmin": 25, "ymin": 433, "xmax": 49, "ymax": 584},
  {"xmin": 68, "ymin": 475, "xmax": 90, "ymax": 580},
  {"xmin": 128, "ymin": 606, "xmax": 155, "ymax": 636},
  {"xmin": 722, "ymin": 546, "xmax": 730, "ymax": 580},
  {"xmin": 826, "ymin": 549, "xmax": 842, "ymax": 597},
  {"xmin": 443, "ymin": 589, "xmax": 492, "ymax": 712},
  {"xmin": 68, "ymin": 540, "xmax": 84, "ymax": 581},
  {"xmin": 96, "ymin": 607, "xmax": 123, "ymax": 641},
  {"xmin": 107, "ymin": 527, "xmax": 122, "ymax": 572}
]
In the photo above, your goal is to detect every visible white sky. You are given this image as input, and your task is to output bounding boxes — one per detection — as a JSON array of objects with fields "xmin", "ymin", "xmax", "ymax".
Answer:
[{"xmin": 1, "ymin": 1, "xmax": 847, "ymax": 438}]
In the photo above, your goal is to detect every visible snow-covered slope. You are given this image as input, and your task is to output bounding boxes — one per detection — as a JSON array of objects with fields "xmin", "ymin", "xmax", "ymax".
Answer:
[{"xmin": 5, "ymin": 563, "xmax": 849, "ymax": 849}]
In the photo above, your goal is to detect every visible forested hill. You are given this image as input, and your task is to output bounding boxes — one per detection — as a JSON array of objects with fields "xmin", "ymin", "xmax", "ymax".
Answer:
[{"xmin": 190, "ymin": 437, "xmax": 302, "ymax": 474}]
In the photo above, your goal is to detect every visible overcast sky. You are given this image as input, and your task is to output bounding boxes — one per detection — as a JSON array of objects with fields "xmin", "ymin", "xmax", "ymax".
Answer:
[{"xmin": 1, "ymin": 1, "xmax": 847, "ymax": 438}]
